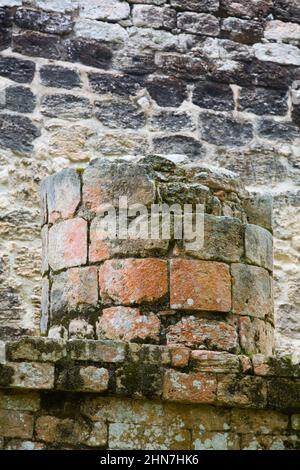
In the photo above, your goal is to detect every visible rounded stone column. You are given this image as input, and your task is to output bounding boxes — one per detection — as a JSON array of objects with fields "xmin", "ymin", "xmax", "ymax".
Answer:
[{"xmin": 40, "ymin": 155, "xmax": 274, "ymax": 356}]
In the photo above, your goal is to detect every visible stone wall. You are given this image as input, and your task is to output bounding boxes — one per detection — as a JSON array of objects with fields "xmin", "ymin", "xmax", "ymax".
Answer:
[
  {"xmin": 0, "ymin": 0, "xmax": 299, "ymax": 356},
  {"xmin": 0, "ymin": 336, "xmax": 300, "ymax": 450}
]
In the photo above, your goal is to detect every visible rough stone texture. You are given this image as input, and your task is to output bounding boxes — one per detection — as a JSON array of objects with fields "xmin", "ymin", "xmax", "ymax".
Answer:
[
  {"xmin": 166, "ymin": 316, "xmax": 238, "ymax": 352},
  {"xmin": 163, "ymin": 369, "xmax": 217, "ymax": 404},
  {"xmin": 99, "ymin": 259, "xmax": 168, "ymax": 305},
  {"xmin": 245, "ymin": 224, "xmax": 273, "ymax": 271},
  {"xmin": 232, "ymin": 264, "xmax": 273, "ymax": 319},
  {"xmin": 97, "ymin": 307, "xmax": 160, "ymax": 343},
  {"xmin": 170, "ymin": 259, "xmax": 231, "ymax": 312},
  {"xmin": 48, "ymin": 219, "xmax": 87, "ymax": 271},
  {"xmin": 0, "ymin": 0, "xmax": 297, "ymax": 361}
]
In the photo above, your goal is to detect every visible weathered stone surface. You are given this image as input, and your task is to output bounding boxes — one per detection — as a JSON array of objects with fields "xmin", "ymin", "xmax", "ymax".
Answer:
[
  {"xmin": 273, "ymin": 0, "xmax": 300, "ymax": 24},
  {"xmin": 239, "ymin": 317, "xmax": 274, "ymax": 355},
  {"xmin": 258, "ymin": 118, "xmax": 300, "ymax": 141},
  {"xmin": 41, "ymin": 93, "xmax": 92, "ymax": 118},
  {"xmin": 268, "ymin": 377, "xmax": 300, "ymax": 410},
  {"xmin": 217, "ymin": 374, "xmax": 267, "ymax": 408},
  {"xmin": 3, "ymin": 440, "xmax": 44, "ymax": 450},
  {"xmin": 221, "ymin": 17, "xmax": 263, "ymax": 44},
  {"xmin": 167, "ymin": 316, "xmax": 238, "ymax": 352},
  {"xmin": 4, "ymin": 86, "xmax": 36, "ymax": 113},
  {"xmin": 109, "ymin": 422, "xmax": 190, "ymax": 450},
  {"xmin": 184, "ymin": 215, "xmax": 243, "ymax": 263},
  {"xmin": 67, "ymin": 339, "xmax": 125, "ymax": 363},
  {"xmin": 35, "ymin": 415, "xmax": 91, "ymax": 444},
  {"xmin": 240, "ymin": 433, "xmax": 300, "ymax": 450},
  {"xmin": 50, "ymin": 267, "xmax": 98, "ymax": 319},
  {"xmin": 192, "ymin": 81, "xmax": 234, "ymax": 111},
  {"xmin": 191, "ymin": 350, "xmax": 240, "ymax": 373},
  {"xmin": 99, "ymin": 258, "xmax": 168, "ymax": 305},
  {"xmin": 0, "ymin": 409, "xmax": 33, "ymax": 438},
  {"xmin": 96, "ymin": 132, "xmax": 148, "ymax": 157},
  {"xmin": 42, "ymin": 168, "xmax": 81, "ymax": 224},
  {"xmin": 40, "ymin": 65, "xmax": 81, "ymax": 89},
  {"xmin": 170, "ymin": 0, "xmax": 219, "ymax": 13},
  {"xmin": 170, "ymin": 259, "xmax": 231, "ymax": 312},
  {"xmin": 79, "ymin": 0, "xmax": 130, "ymax": 21},
  {"xmin": 231, "ymin": 408, "xmax": 288, "ymax": 433},
  {"xmin": 200, "ymin": 112, "xmax": 253, "ymax": 146},
  {"xmin": 170, "ymin": 346, "xmax": 190, "ymax": 368},
  {"xmin": 239, "ymin": 87, "xmax": 288, "ymax": 116},
  {"xmin": 82, "ymin": 158, "xmax": 155, "ymax": 212},
  {"xmin": 232, "ymin": 264, "xmax": 273, "ymax": 319},
  {"xmin": 33, "ymin": 0, "xmax": 76, "ymax": 13},
  {"xmin": 56, "ymin": 363, "xmax": 109, "ymax": 392},
  {"xmin": 145, "ymin": 76, "xmax": 187, "ymax": 107},
  {"xmin": 244, "ymin": 193, "xmax": 273, "ymax": 232},
  {"xmin": 0, "ymin": 56, "xmax": 35, "ymax": 83},
  {"xmin": 153, "ymin": 135, "xmax": 204, "ymax": 160},
  {"xmin": 114, "ymin": 47, "xmax": 156, "ymax": 75},
  {"xmin": 149, "ymin": 110, "xmax": 195, "ymax": 132},
  {"xmin": 221, "ymin": 0, "xmax": 272, "ymax": 18},
  {"xmin": 48, "ymin": 219, "xmax": 87, "ymax": 271},
  {"xmin": 291, "ymin": 414, "xmax": 300, "ymax": 430},
  {"xmin": 192, "ymin": 431, "xmax": 240, "ymax": 450},
  {"xmin": 97, "ymin": 307, "xmax": 160, "ymax": 343},
  {"xmin": 40, "ymin": 279, "xmax": 49, "ymax": 336},
  {"xmin": 88, "ymin": 72, "xmax": 143, "ymax": 97},
  {"xmin": 15, "ymin": 7, "xmax": 73, "ymax": 35},
  {"xmin": 2, "ymin": 362, "xmax": 54, "ymax": 389},
  {"xmin": 75, "ymin": 18, "xmax": 128, "ymax": 43},
  {"xmin": 245, "ymin": 224, "xmax": 273, "ymax": 271},
  {"xmin": 6, "ymin": 337, "xmax": 66, "ymax": 362},
  {"xmin": 265, "ymin": 20, "xmax": 300, "ymax": 46},
  {"xmin": 63, "ymin": 38, "xmax": 112, "ymax": 69},
  {"xmin": 155, "ymin": 52, "xmax": 207, "ymax": 79},
  {"xmin": 163, "ymin": 369, "xmax": 217, "ymax": 404},
  {"xmin": 254, "ymin": 43, "xmax": 300, "ymax": 67},
  {"xmin": 0, "ymin": 113, "xmax": 40, "ymax": 152},
  {"xmin": 177, "ymin": 12, "xmax": 220, "ymax": 37},
  {"xmin": 132, "ymin": 5, "xmax": 176, "ymax": 30},
  {"xmin": 90, "ymin": 215, "xmax": 168, "ymax": 262},
  {"xmin": 12, "ymin": 31, "xmax": 62, "ymax": 59},
  {"xmin": 68, "ymin": 319, "xmax": 94, "ymax": 339},
  {"xmin": 94, "ymin": 99, "xmax": 146, "ymax": 129},
  {"xmin": 0, "ymin": 391, "xmax": 40, "ymax": 411}
]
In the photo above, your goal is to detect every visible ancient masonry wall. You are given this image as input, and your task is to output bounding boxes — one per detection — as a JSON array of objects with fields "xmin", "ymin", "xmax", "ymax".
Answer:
[{"xmin": 0, "ymin": 0, "xmax": 299, "ymax": 356}]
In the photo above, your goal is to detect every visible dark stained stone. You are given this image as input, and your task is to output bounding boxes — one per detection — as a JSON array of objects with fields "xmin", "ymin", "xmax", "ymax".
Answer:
[
  {"xmin": 149, "ymin": 110, "xmax": 195, "ymax": 132},
  {"xmin": 200, "ymin": 112, "xmax": 253, "ymax": 146},
  {"xmin": 0, "ymin": 27, "xmax": 11, "ymax": 50},
  {"xmin": 292, "ymin": 104, "xmax": 300, "ymax": 127},
  {"xmin": 177, "ymin": 12, "xmax": 220, "ymax": 36},
  {"xmin": 94, "ymin": 99, "xmax": 146, "ymax": 129},
  {"xmin": 63, "ymin": 38, "xmax": 112, "ymax": 69},
  {"xmin": 221, "ymin": 17, "xmax": 264, "ymax": 45},
  {"xmin": 156, "ymin": 52, "xmax": 207, "ymax": 79},
  {"xmin": 258, "ymin": 118, "xmax": 300, "ymax": 141},
  {"xmin": 239, "ymin": 87, "xmax": 288, "ymax": 116},
  {"xmin": 15, "ymin": 8, "xmax": 73, "ymax": 35},
  {"xmin": 0, "ymin": 7, "xmax": 13, "ymax": 27},
  {"xmin": 0, "ymin": 56, "xmax": 35, "ymax": 83},
  {"xmin": 0, "ymin": 113, "xmax": 40, "ymax": 152},
  {"xmin": 192, "ymin": 81, "xmax": 234, "ymax": 111},
  {"xmin": 221, "ymin": 0, "xmax": 272, "ymax": 18},
  {"xmin": 114, "ymin": 48, "xmax": 156, "ymax": 75},
  {"xmin": 249, "ymin": 60, "xmax": 296, "ymax": 90},
  {"xmin": 40, "ymin": 65, "xmax": 81, "ymax": 89},
  {"xmin": 4, "ymin": 85, "xmax": 36, "ymax": 113},
  {"xmin": 13, "ymin": 31, "xmax": 62, "ymax": 59},
  {"xmin": 273, "ymin": 0, "xmax": 300, "ymax": 24},
  {"xmin": 170, "ymin": 0, "xmax": 219, "ymax": 13},
  {"xmin": 41, "ymin": 94, "xmax": 92, "ymax": 119},
  {"xmin": 153, "ymin": 135, "xmax": 205, "ymax": 159},
  {"xmin": 145, "ymin": 76, "xmax": 187, "ymax": 107},
  {"xmin": 88, "ymin": 72, "xmax": 143, "ymax": 97}
]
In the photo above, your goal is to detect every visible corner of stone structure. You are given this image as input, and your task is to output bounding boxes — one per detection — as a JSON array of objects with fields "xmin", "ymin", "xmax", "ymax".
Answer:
[{"xmin": 0, "ymin": 155, "xmax": 299, "ymax": 451}]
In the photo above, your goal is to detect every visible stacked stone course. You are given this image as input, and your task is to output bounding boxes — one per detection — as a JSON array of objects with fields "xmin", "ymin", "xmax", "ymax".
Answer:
[{"xmin": 40, "ymin": 156, "xmax": 274, "ymax": 357}]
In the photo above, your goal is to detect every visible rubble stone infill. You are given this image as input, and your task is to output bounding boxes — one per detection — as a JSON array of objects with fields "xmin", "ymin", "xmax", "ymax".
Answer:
[{"xmin": 0, "ymin": 336, "xmax": 299, "ymax": 450}]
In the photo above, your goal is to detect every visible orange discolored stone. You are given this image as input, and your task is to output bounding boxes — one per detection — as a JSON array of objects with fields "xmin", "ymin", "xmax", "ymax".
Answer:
[
  {"xmin": 99, "ymin": 258, "xmax": 168, "ymax": 305},
  {"xmin": 48, "ymin": 218, "xmax": 87, "ymax": 271},
  {"xmin": 163, "ymin": 369, "xmax": 217, "ymax": 404},
  {"xmin": 170, "ymin": 259, "xmax": 231, "ymax": 312},
  {"xmin": 97, "ymin": 307, "xmax": 160, "ymax": 343}
]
